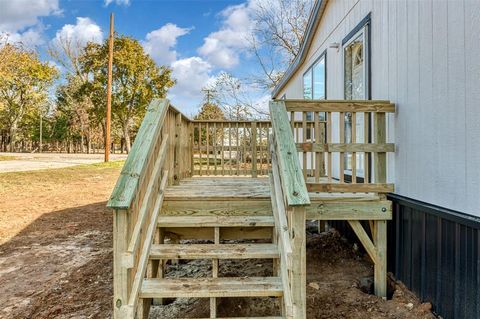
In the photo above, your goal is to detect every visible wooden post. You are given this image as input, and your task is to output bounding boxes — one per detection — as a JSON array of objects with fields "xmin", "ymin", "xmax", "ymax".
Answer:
[
  {"xmin": 289, "ymin": 206, "xmax": 306, "ymax": 319},
  {"xmin": 374, "ymin": 112, "xmax": 387, "ymax": 183},
  {"xmin": 374, "ymin": 220, "xmax": 387, "ymax": 298},
  {"xmin": 105, "ymin": 13, "xmax": 114, "ymax": 162},
  {"xmin": 174, "ymin": 113, "xmax": 181, "ymax": 184},
  {"xmin": 251, "ymin": 121, "xmax": 258, "ymax": 177},
  {"xmin": 113, "ymin": 209, "xmax": 129, "ymax": 319}
]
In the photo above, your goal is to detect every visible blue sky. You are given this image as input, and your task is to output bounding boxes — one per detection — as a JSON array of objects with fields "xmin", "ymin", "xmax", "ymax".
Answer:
[{"xmin": 0, "ymin": 0, "xmax": 269, "ymax": 116}]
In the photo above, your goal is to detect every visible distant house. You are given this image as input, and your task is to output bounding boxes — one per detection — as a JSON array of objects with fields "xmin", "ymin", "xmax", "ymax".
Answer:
[{"xmin": 272, "ymin": 1, "xmax": 480, "ymax": 318}]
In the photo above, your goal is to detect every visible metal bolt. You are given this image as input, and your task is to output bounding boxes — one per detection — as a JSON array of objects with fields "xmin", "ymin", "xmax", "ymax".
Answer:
[
  {"xmin": 382, "ymin": 207, "xmax": 387, "ymax": 212},
  {"xmin": 293, "ymin": 191, "xmax": 299, "ymax": 196},
  {"xmin": 287, "ymin": 151, "xmax": 292, "ymax": 155},
  {"xmin": 116, "ymin": 299, "xmax": 122, "ymax": 308}
]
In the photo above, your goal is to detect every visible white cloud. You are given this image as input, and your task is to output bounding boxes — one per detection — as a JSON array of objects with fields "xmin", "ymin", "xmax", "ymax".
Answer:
[
  {"xmin": 0, "ymin": 0, "xmax": 60, "ymax": 33},
  {"xmin": 53, "ymin": 17, "xmax": 103, "ymax": 49},
  {"xmin": 198, "ymin": 3, "xmax": 255, "ymax": 69},
  {"xmin": 0, "ymin": 0, "xmax": 60, "ymax": 47},
  {"xmin": 168, "ymin": 57, "xmax": 214, "ymax": 114},
  {"xmin": 105, "ymin": 0, "xmax": 130, "ymax": 6},
  {"xmin": 142, "ymin": 23, "xmax": 191, "ymax": 66},
  {"xmin": 4, "ymin": 27, "xmax": 45, "ymax": 48}
]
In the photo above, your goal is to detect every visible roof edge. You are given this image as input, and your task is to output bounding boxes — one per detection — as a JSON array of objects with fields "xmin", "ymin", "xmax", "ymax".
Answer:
[{"xmin": 272, "ymin": 0, "xmax": 328, "ymax": 98}]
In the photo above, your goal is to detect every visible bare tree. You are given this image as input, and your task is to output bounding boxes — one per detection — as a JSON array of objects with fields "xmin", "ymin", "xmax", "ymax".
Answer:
[
  {"xmin": 249, "ymin": 0, "xmax": 314, "ymax": 89},
  {"xmin": 205, "ymin": 72, "xmax": 269, "ymax": 120}
]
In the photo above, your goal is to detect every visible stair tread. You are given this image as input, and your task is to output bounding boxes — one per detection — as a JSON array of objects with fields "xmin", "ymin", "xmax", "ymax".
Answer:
[
  {"xmin": 150, "ymin": 243, "xmax": 279, "ymax": 260},
  {"xmin": 140, "ymin": 277, "xmax": 283, "ymax": 298},
  {"xmin": 158, "ymin": 215, "xmax": 274, "ymax": 227}
]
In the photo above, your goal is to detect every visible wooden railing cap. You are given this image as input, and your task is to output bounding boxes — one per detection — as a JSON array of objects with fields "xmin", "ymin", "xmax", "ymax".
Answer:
[
  {"xmin": 107, "ymin": 98, "xmax": 169, "ymax": 209},
  {"xmin": 270, "ymin": 100, "xmax": 310, "ymax": 206}
]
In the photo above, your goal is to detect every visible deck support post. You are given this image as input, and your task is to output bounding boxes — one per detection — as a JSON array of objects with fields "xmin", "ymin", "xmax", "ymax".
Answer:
[
  {"xmin": 374, "ymin": 220, "xmax": 387, "ymax": 298},
  {"xmin": 289, "ymin": 206, "xmax": 306, "ymax": 319},
  {"xmin": 113, "ymin": 209, "xmax": 130, "ymax": 319}
]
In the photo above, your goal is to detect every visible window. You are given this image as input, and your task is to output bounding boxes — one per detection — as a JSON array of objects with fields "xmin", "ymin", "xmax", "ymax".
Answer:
[
  {"xmin": 302, "ymin": 53, "xmax": 327, "ymax": 138},
  {"xmin": 303, "ymin": 53, "xmax": 326, "ymax": 100},
  {"xmin": 343, "ymin": 15, "xmax": 370, "ymax": 180}
]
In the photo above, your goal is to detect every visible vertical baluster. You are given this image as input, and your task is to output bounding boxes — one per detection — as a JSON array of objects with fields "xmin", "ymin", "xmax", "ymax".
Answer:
[
  {"xmin": 327, "ymin": 112, "xmax": 332, "ymax": 182},
  {"xmin": 199, "ymin": 123, "xmax": 202, "ymax": 176},
  {"xmin": 236, "ymin": 122, "xmax": 240, "ymax": 175},
  {"xmin": 206, "ymin": 123, "xmax": 210, "ymax": 175},
  {"xmin": 213, "ymin": 122, "xmax": 217, "ymax": 175},
  {"xmin": 229, "ymin": 122, "xmax": 232, "ymax": 175},
  {"xmin": 258, "ymin": 122, "xmax": 263, "ymax": 176},
  {"xmin": 251, "ymin": 122, "xmax": 257, "ymax": 177},
  {"xmin": 266, "ymin": 124, "xmax": 270, "ymax": 172},
  {"xmin": 339, "ymin": 112, "xmax": 345, "ymax": 184},
  {"xmin": 314, "ymin": 112, "xmax": 320, "ymax": 183},
  {"xmin": 302, "ymin": 112, "xmax": 307, "ymax": 181},
  {"xmin": 221, "ymin": 122, "xmax": 225, "ymax": 176},
  {"xmin": 364, "ymin": 112, "xmax": 370, "ymax": 184},
  {"xmin": 351, "ymin": 112, "xmax": 357, "ymax": 184},
  {"xmin": 243, "ymin": 123, "xmax": 247, "ymax": 176}
]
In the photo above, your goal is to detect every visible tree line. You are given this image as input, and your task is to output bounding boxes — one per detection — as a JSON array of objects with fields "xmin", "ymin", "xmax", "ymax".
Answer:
[
  {"xmin": 0, "ymin": 0, "xmax": 311, "ymax": 153},
  {"xmin": 0, "ymin": 34, "xmax": 174, "ymax": 153}
]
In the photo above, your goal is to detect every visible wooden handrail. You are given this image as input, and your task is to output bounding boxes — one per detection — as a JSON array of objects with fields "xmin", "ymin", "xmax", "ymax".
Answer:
[
  {"xmin": 108, "ymin": 99, "xmax": 170, "ymax": 209},
  {"xmin": 109, "ymin": 98, "xmax": 193, "ymax": 319},
  {"xmin": 269, "ymin": 100, "xmax": 310, "ymax": 206}
]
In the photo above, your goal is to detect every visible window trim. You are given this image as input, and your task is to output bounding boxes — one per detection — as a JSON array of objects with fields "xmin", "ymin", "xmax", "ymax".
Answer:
[
  {"xmin": 302, "ymin": 49, "xmax": 327, "ymax": 100},
  {"xmin": 341, "ymin": 13, "xmax": 372, "ymax": 183}
]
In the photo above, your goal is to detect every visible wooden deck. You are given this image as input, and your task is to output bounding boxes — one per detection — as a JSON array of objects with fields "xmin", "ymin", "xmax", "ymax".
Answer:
[
  {"xmin": 163, "ymin": 177, "xmax": 391, "ymax": 221},
  {"xmin": 109, "ymin": 99, "xmax": 395, "ymax": 319}
]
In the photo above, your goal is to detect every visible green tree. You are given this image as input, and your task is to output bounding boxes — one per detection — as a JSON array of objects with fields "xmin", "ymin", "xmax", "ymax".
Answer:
[
  {"xmin": 194, "ymin": 102, "xmax": 225, "ymax": 121},
  {"xmin": 0, "ymin": 43, "xmax": 58, "ymax": 151},
  {"xmin": 80, "ymin": 35, "xmax": 175, "ymax": 152}
]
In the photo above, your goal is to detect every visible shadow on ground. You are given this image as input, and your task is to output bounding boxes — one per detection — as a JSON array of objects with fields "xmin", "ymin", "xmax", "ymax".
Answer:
[{"xmin": 0, "ymin": 201, "xmax": 113, "ymax": 319}]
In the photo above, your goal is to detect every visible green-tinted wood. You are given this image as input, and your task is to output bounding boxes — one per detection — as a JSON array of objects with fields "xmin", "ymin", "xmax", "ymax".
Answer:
[
  {"xmin": 108, "ymin": 99, "xmax": 169, "ymax": 209},
  {"xmin": 269, "ymin": 101, "xmax": 310, "ymax": 206}
]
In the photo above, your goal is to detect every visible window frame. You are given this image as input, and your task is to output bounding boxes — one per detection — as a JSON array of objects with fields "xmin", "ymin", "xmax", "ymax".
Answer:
[
  {"xmin": 302, "ymin": 50, "xmax": 327, "ymax": 100},
  {"xmin": 341, "ymin": 13, "xmax": 372, "ymax": 183}
]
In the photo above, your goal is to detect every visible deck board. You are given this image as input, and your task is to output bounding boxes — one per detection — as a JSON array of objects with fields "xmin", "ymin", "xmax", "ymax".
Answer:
[{"xmin": 165, "ymin": 177, "xmax": 382, "ymax": 202}]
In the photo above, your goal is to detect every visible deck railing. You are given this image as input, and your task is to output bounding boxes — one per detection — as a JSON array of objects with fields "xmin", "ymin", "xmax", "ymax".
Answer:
[
  {"xmin": 191, "ymin": 120, "xmax": 272, "ymax": 177},
  {"xmin": 108, "ymin": 99, "xmax": 192, "ymax": 318},
  {"xmin": 284, "ymin": 99, "xmax": 395, "ymax": 193}
]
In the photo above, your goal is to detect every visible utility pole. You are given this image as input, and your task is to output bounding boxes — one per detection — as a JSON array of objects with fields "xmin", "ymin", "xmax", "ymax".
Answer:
[
  {"xmin": 202, "ymin": 88, "xmax": 215, "ymax": 104},
  {"xmin": 105, "ymin": 13, "xmax": 114, "ymax": 162}
]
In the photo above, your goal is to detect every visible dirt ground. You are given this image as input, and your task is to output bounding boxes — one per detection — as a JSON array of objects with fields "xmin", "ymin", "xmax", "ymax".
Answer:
[{"xmin": 0, "ymin": 163, "xmax": 436, "ymax": 319}]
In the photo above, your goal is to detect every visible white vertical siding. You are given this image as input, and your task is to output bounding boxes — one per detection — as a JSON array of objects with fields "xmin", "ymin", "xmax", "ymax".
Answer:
[{"xmin": 276, "ymin": 0, "xmax": 480, "ymax": 216}]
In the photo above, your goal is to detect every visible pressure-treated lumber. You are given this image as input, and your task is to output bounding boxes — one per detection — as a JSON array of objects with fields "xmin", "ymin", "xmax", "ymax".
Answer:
[
  {"xmin": 158, "ymin": 215, "xmax": 274, "ymax": 227},
  {"xmin": 108, "ymin": 99, "xmax": 169, "ymax": 209},
  {"xmin": 284, "ymin": 100, "xmax": 395, "ymax": 113},
  {"xmin": 306, "ymin": 182, "xmax": 394, "ymax": 193},
  {"xmin": 149, "ymin": 243, "xmax": 279, "ymax": 260},
  {"xmin": 140, "ymin": 277, "xmax": 283, "ymax": 298},
  {"xmin": 269, "ymin": 101, "xmax": 310, "ymax": 206},
  {"xmin": 296, "ymin": 142, "xmax": 395, "ymax": 153}
]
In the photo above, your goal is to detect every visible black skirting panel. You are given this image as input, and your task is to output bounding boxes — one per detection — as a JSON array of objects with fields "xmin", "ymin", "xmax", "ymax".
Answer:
[
  {"xmin": 388, "ymin": 194, "xmax": 480, "ymax": 319},
  {"xmin": 329, "ymin": 194, "xmax": 480, "ymax": 319}
]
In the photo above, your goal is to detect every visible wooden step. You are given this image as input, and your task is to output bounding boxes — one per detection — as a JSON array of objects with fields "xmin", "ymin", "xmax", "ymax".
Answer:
[
  {"xmin": 140, "ymin": 277, "xmax": 283, "ymax": 298},
  {"xmin": 158, "ymin": 215, "xmax": 274, "ymax": 228},
  {"xmin": 150, "ymin": 243, "xmax": 279, "ymax": 260}
]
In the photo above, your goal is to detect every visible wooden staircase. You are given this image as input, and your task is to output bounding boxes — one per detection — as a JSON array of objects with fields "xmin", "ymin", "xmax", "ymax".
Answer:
[
  {"xmin": 140, "ymin": 214, "xmax": 285, "ymax": 318},
  {"xmin": 108, "ymin": 98, "xmax": 395, "ymax": 319}
]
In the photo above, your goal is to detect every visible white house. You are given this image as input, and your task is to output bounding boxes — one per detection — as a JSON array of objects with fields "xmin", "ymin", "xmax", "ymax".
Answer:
[{"xmin": 272, "ymin": 1, "xmax": 480, "ymax": 318}]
